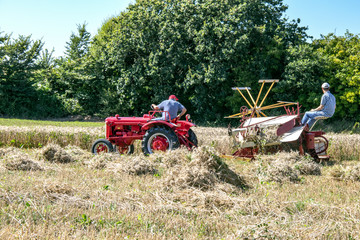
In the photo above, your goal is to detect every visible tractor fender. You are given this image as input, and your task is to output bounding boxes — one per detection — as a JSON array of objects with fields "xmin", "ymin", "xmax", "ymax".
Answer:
[
  {"xmin": 141, "ymin": 121, "xmax": 176, "ymax": 131},
  {"xmin": 176, "ymin": 120, "xmax": 196, "ymax": 131}
]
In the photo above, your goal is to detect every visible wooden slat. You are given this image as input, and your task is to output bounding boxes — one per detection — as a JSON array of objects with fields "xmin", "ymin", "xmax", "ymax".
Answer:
[
  {"xmin": 258, "ymin": 79, "xmax": 279, "ymax": 83},
  {"xmin": 232, "ymin": 87, "xmax": 251, "ymax": 90},
  {"xmin": 277, "ymin": 101, "xmax": 297, "ymax": 104}
]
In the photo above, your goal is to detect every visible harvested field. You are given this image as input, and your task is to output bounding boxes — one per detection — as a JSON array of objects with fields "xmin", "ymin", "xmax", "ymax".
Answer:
[{"xmin": 1, "ymin": 122, "xmax": 360, "ymax": 239}]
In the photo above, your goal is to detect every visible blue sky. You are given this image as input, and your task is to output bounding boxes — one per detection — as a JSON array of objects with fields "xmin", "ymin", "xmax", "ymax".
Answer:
[
  {"xmin": 283, "ymin": 0, "xmax": 360, "ymax": 39},
  {"xmin": 1, "ymin": 0, "xmax": 359, "ymax": 57}
]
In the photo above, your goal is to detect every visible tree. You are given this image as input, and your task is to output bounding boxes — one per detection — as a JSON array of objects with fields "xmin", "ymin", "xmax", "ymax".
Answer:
[
  {"xmin": 314, "ymin": 32, "xmax": 360, "ymax": 120},
  {"xmin": 52, "ymin": 23, "xmax": 99, "ymax": 115},
  {"xmin": 278, "ymin": 32, "xmax": 360, "ymax": 121},
  {"xmin": 65, "ymin": 23, "xmax": 91, "ymax": 60},
  {"xmin": 0, "ymin": 33, "xmax": 44, "ymax": 117},
  {"xmin": 89, "ymin": 0, "xmax": 308, "ymax": 122},
  {"xmin": 275, "ymin": 44, "xmax": 329, "ymax": 112}
]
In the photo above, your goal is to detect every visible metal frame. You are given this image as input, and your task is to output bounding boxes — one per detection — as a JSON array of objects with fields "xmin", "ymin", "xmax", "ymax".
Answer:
[
  {"xmin": 226, "ymin": 79, "xmax": 330, "ymax": 162},
  {"xmin": 226, "ymin": 79, "xmax": 298, "ymax": 119}
]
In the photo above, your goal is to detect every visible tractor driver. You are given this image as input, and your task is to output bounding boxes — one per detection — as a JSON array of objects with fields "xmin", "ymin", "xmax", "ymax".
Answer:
[
  {"xmin": 301, "ymin": 82, "xmax": 336, "ymax": 127},
  {"xmin": 151, "ymin": 95, "xmax": 187, "ymax": 121}
]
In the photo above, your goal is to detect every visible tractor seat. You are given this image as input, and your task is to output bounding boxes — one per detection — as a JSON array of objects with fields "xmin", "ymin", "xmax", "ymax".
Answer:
[{"xmin": 310, "ymin": 116, "xmax": 329, "ymax": 131}]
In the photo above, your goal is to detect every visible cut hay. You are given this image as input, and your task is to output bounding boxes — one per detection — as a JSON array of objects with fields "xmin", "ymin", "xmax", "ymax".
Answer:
[
  {"xmin": 294, "ymin": 159, "xmax": 321, "ymax": 176},
  {"xmin": 107, "ymin": 155, "xmax": 156, "ymax": 176},
  {"xmin": 44, "ymin": 183, "xmax": 74, "ymax": 196},
  {"xmin": 0, "ymin": 147, "xmax": 18, "ymax": 157},
  {"xmin": 329, "ymin": 164, "xmax": 360, "ymax": 181},
  {"xmin": 163, "ymin": 146, "xmax": 247, "ymax": 190},
  {"xmin": 64, "ymin": 145, "xmax": 92, "ymax": 162},
  {"xmin": 260, "ymin": 159, "xmax": 300, "ymax": 183},
  {"xmin": 347, "ymin": 165, "xmax": 360, "ymax": 181},
  {"xmin": 42, "ymin": 144, "xmax": 73, "ymax": 163},
  {"xmin": 5, "ymin": 152, "xmax": 43, "ymax": 171},
  {"xmin": 121, "ymin": 156, "xmax": 157, "ymax": 175},
  {"xmin": 43, "ymin": 183, "xmax": 90, "ymax": 207},
  {"xmin": 257, "ymin": 151, "xmax": 322, "ymax": 183},
  {"xmin": 165, "ymin": 164, "xmax": 216, "ymax": 190},
  {"xmin": 85, "ymin": 153, "xmax": 118, "ymax": 169},
  {"xmin": 165, "ymin": 188, "xmax": 239, "ymax": 210},
  {"xmin": 149, "ymin": 147, "xmax": 191, "ymax": 167}
]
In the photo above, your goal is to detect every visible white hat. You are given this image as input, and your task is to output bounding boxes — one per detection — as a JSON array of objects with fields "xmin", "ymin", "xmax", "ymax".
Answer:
[{"xmin": 321, "ymin": 82, "xmax": 330, "ymax": 89}]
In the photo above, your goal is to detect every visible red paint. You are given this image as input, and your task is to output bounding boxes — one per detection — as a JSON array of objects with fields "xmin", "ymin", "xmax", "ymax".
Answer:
[{"xmin": 98, "ymin": 110, "xmax": 197, "ymax": 153}]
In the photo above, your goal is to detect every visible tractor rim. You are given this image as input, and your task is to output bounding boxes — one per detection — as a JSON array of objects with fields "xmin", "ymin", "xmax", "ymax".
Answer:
[
  {"xmin": 95, "ymin": 143, "xmax": 109, "ymax": 154},
  {"xmin": 148, "ymin": 133, "xmax": 169, "ymax": 153},
  {"xmin": 118, "ymin": 146, "xmax": 129, "ymax": 154}
]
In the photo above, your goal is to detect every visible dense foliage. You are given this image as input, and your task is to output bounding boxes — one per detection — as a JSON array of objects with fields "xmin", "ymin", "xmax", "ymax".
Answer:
[
  {"xmin": 88, "ymin": 0, "xmax": 307, "ymax": 122},
  {"xmin": 1, "ymin": 0, "xmax": 360, "ymax": 123},
  {"xmin": 276, "ymin": 32, "xmax": 360, "ymax": 121},
  {"xmin": 0, "ymin": 33, "xmax": 64, "ymax": 117}
]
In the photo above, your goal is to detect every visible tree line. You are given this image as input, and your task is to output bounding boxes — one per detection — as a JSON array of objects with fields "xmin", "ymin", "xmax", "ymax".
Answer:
[{"xmin": 1, "ymin": 0, "xmax": 359, "ymax": 124}]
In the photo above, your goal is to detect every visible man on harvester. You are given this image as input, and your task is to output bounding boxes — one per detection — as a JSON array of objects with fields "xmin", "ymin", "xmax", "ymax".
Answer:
[
  {"xmin": 151, "ymin": 95, "xmax": 187, "ymax": 121},
  {"xmin": 301, "ymin": 82, "xmax": 336, "ymax": 127}
]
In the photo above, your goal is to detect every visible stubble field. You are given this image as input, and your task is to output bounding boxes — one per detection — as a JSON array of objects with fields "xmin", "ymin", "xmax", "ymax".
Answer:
[{"xmin": 1, "ymin": 119, "xmax": 360, "ymax": 239}]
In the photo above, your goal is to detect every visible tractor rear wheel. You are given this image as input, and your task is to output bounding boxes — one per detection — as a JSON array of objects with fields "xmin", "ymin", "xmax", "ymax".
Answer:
[
  {"xmin": 188, "ymin": 129, "xmax": 198, "ymax": 148},
  {"xmin": 141, "ymin": 127, "xmax": 179, "ymax": 155},
  {"xmin": 91, "ymin": 139, "xmax": 114, "ymax": 154}
]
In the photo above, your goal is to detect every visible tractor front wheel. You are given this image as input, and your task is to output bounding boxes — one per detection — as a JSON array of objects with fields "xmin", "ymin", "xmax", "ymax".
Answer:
[
  {"xmin": 118, "ymin": 144, "xmax": 135, "ymax": 155},
  {"xmin": 141, "ymin": 127, "xmax": 179, "ymax": 155},
  {"xmin": 91, "ymin": 139, "xmax": 114, "ymax": 154}
]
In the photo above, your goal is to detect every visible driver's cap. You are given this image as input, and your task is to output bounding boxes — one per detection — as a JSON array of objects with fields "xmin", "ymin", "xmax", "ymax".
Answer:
[
  {"xmin": 321, "ymin": 82, "xmax": 330, "ymax": 89},
  {"xmin": 169, "ymin": 95, "xmax": 178, "ymax": 100}
]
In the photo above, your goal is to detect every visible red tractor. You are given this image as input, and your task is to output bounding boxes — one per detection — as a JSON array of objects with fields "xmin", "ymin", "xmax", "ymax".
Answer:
[{"xmin": 91, "ymin": 110, "xmax": 197, "ymax": 155}]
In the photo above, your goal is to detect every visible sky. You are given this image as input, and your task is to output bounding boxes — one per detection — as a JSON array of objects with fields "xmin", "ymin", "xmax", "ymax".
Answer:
[
  {"xmin": 283, "ymin": 0, "xmax": 360, "ymax": 39},
  {"xmin": 1, "ymin": 0, "xmax": 360, "ymax": 57}
]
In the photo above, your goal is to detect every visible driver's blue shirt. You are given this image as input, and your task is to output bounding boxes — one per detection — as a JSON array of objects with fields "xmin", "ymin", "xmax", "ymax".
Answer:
[
  {"xmin": 320, "ymin": 91, "xmax": 336, "ymax": 117},
  {"xmin": 157, "ymin": 99, "xmax": 185, "ymax": 120}
]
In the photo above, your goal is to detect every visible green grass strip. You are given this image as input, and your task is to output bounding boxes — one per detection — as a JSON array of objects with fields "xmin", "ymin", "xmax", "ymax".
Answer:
[{"xmin": 0, "ymin": 118, "xmax": 103, "ymax": 128}]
